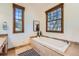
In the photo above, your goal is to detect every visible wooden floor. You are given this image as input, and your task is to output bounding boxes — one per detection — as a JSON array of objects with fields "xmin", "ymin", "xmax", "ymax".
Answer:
[{"xmin": 7, "ymin": 45, "xmax": 32, "ymax": 56}]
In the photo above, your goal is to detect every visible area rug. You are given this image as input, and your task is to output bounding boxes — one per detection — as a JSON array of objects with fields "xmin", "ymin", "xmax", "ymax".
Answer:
[{"xmin": 18, "ymin": 49, "xmax": 40, "ymax": 56}]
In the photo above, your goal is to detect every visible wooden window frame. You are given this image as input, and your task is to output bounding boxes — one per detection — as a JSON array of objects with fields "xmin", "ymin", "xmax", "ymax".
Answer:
[
  {"xmin": 45, "ymin": 3, "xmax": 64, "ymax": 33},
  {"xmin": 13, "ymin": 4, "xmax": 25, "ymax": 33}
]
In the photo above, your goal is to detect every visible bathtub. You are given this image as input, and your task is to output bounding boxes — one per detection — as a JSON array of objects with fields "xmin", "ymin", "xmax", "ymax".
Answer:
[{"xmin": 32, "ymin": 36, "xmax": 70, "ymax": 54}]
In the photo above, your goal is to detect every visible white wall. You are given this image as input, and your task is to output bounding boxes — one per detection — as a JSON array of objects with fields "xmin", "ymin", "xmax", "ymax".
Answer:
[
  {"xmin": 64, "ymin": 3, "xmax": 79, "ymax": 42},
  {"xmin": 27, "ymin": 3, "xmax": 79, "ymax": 43},
  {"xmin": 0, "ymin": 3, "xmax": 38, "ymax": 49},
  {"xmin": 0, "ymin": 4, "xmax": 9, "ymax": 34}
]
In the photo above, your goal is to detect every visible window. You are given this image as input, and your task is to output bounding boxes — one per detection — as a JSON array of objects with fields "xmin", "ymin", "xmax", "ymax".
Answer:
[
  {"xmin": 45, "ymin": 3, "xmax": 64, "ymax": 33},
  {"xmin": 13, "ymin": 4, "xmax": 25, "ymax": 33}
]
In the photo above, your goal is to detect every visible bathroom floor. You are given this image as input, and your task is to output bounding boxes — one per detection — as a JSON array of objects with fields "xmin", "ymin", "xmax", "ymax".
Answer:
[{"xmin": 7, "ymin": 45, "xmax": 32, "ymax": 56}]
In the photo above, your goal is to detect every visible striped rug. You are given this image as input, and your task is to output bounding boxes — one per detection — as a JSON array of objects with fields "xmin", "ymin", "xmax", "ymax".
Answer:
[{"xmin": 18, "ymin": 49, "xmax": 40, "ymax": 56}]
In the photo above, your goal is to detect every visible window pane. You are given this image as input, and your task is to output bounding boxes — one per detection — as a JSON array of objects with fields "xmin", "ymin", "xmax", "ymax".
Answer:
[
  {"xmin": 15, "ymin": 8, "xmax": 22, "ymax": 19},
  {"xmin": 50, "ymin": 12, "xmax": 53, "ymax": 21},
  {"xmin": 48, "ymin": 12, "xmax": 51, "ymax": 21},
  {"xmin": 15, "ymin": 11, "xmax": 19, "ymax": 16},
  {"xmin": 48, "ymin": 22, "xmax": 50, "ymax": 27},
  {"xmin": 57, "ymin": 8, "xmax": 61, "ymax": 19},
  {"xmin": 15, "ymin": 8, "xmax": 23, "ymax": 31},
  {"xmin": 57, "ymin": 19, "xmax": 61, "ymax": 31},
  {"xmin": 18, "ymin": 16, "xmax": 22, "ymax": 19},
  {"xmin": 15, "ymin": 15, "xmax": 19, "ymax": 19},
  {"xmin": 15, "ymin": 8, "xmax": 19, "ymax": 13},
  {"xmin": 15, "ymin": 20, "xmax": 22, "ymax": 31}
]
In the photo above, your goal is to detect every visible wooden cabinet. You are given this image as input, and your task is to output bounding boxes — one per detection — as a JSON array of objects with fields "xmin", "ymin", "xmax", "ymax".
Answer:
[{"xmin": 0, "ymin": 34, "xmax": 8, "ymax": 56}]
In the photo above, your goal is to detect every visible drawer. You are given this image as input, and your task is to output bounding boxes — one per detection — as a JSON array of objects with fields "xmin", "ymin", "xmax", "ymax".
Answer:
[{"xmin": 0, "ymin": 47, "xmax": 3, "ymax": 53}]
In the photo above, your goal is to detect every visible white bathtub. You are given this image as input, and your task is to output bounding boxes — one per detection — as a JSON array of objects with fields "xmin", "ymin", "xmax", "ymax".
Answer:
[{"xmin": 32, "ymin": 37, "xmax": 70, "ymax": 54}]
